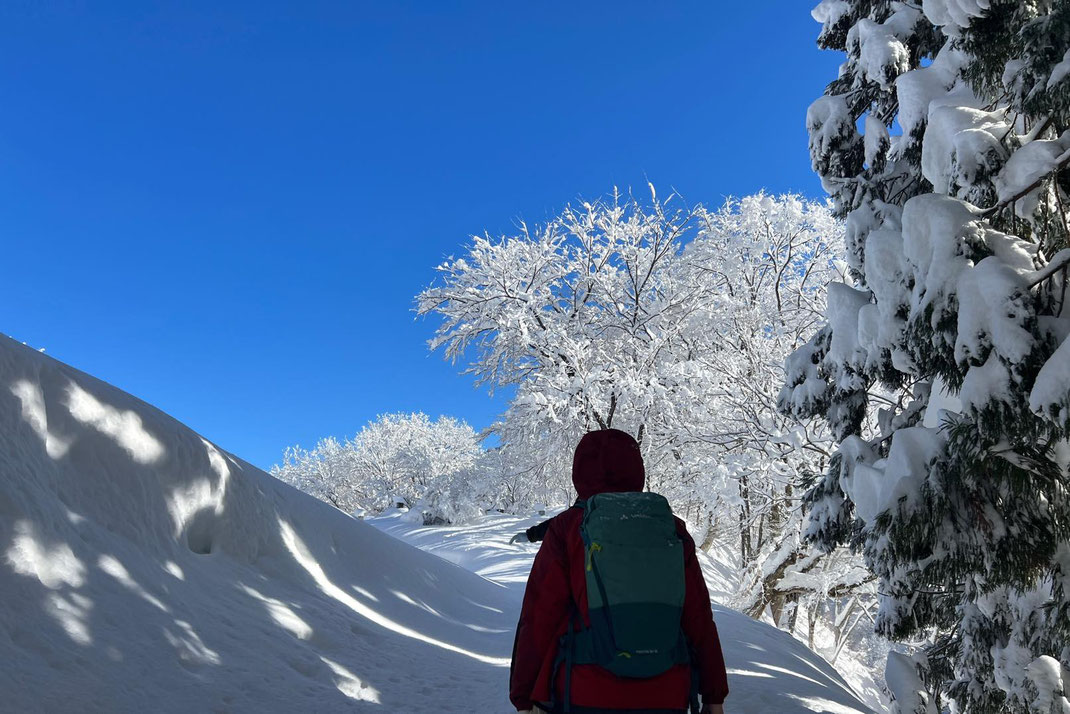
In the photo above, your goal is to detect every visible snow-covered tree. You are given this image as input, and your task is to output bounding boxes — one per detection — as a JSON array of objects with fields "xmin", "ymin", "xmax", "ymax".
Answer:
[
  {"xmin": 272, "ymin": 436, "xmax": 363, "ymax": 513},
  {"xmin": 271, "ymin": 412, "xmax": 486, "ymax": 523},
  {"xmin": 418, "ymin": 189, "xmax": 878, "ymax": 660},
  {"xmin": 418, "ymin": 187, "xmax": 709, "ymax": 506},
  {"xmin": 351, "ymin": 412, "xmax": 482, "ymax": 519},
  {"xmin": 783, "ymin": 2, "xmax": 1070, "ymax": 711},
  {"xmin": 682, "ymin": 195, "xmax": 856, "ymax": 625}
]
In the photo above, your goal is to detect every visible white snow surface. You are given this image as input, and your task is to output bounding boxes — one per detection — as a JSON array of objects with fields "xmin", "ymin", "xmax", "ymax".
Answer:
[
  {"xmin": 851, "ymin": 17, "xmax": 911, "ymax": 90},
  {"xmin": 864, "ymin": 115, "xmax": 890, "ymax": 168},
  {"xmin": 839, "ymin": 427, "xmax": 944, "ymax": 524},
  {"xmin": 922, "ymin": 0, "xmax": 990, "ymax": 31},
  {"xmin": 954, "ymin": 256, "xmax": 1034, "ymax": 366},
  {"xmin": 994, "ymin": 131, "xmax": 1070, "ymax": 216},
  {"xmin": 0, "ymin": 335, "xmax": 874, "ymax": 713},
  {"xmin": 894, "ymin": 43, "xmax": 965, "ymax": 141},
  {"xmin": 827, "ymin": 282, "xmax": 872, "ymax": 372},
  {"xmin": 885, "ymin": 652, "xmax": 937, "ymax": 714},
  {"xmin": 1025, "ymin": 656, "xmax": 1070, "ymax": 714},
  {"xmin": 923, "ymin": 376, "xmax": 963, "ymax": 430},
  {"xmin": 1031, "ymin": 330, "xmax": 1070, "ymax": 419},
  {"xmin": 811, "ymin": 0, "xmax": 850, "ymax": 26},
  {"xmin": 921, "ymin": 99, "xmax": 1007, "ymax": 195},
  {"xmin": 1050, "ymin": 48, "xmax": 1070, "ymax": 90},
  {"xmin": 1, "ymin": 335, "xmax": 516, "ymax": 712}
]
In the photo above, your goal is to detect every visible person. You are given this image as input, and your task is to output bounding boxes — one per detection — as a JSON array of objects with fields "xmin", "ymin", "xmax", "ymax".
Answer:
[{"xmin": 510, "ymin": 429, "xmax": 730, "ymax": 714}]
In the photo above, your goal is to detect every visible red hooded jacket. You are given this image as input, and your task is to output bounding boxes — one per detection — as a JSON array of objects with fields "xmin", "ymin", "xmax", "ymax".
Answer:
[{"xmin": 509, "ymin": 429, "xmax": 730, "ymax": 712}]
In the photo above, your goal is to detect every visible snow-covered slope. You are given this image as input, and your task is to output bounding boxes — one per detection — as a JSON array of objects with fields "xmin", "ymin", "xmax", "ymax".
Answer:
[
  {"xmin": 1, "ymin": 334, "xmax": 874, "ymax": 712},
  {"xmin": 0, "ymin": 336, "xmax": 513, "ymax": 713}
]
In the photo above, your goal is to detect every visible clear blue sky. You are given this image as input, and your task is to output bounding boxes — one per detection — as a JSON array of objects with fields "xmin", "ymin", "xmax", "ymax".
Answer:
[{"xmin": 1, "ymin": 2, "xmax": 841, "ymax": 469}]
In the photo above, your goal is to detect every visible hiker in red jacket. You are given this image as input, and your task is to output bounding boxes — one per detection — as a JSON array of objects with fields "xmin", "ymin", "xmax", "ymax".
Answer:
[{"xmin": 510, "ymin": 428, "xmax": 730, "ymax": 714}]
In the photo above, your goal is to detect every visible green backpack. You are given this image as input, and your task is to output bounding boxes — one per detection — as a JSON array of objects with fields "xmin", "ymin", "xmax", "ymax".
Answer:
[{"xmin": 554, "ymin": 491, "xmax": 692, "ymax": 710}]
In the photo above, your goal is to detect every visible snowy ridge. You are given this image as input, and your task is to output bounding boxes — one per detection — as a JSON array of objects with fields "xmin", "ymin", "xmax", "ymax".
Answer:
[
  {"xmin": 0, "ymin": 335, "xmax": 512, "ymax": 712},
  {"xmin": 0, "ymin": 335, "xmax": 873, "ymax": 712}
]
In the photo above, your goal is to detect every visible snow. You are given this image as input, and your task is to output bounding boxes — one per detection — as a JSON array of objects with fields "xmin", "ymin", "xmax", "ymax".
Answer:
[
  {"xmin": 852, "ymin": 18, "xmax": 911, "ymax": 89},
  {"xmin": 0, "ymin": 335, "xmax": 874, "ymax": 713},
  {"xmin": 959, "ymin": 356, "xmax": 1010, "ymax": 415},
  {"xmin": 808, "ymin": 95, "xmax": 860, "ymax": 173},
  {"xmin": 894, "ymin": 44, "xmax": 965, "ymax": 141},
  {"xmin": 865, "ymin": 115, "xmax": 890, "ymax": 168},
  {"xmin": 811, "ymin": 0, "xmax": 850, "ymax": 26},
  {"xmin": 898, "ymin": 195, "xmax": 1035, "ymax": 368},
  {"xmin": 921, "ymin": 99, "xmax": 1007, "ymax": 195},
  {"xmin": 0, "ymin": 334, "xmax": 513, "ymax": 712},
  {"xmin": 995, "ymin": 131, "xmax": 1070, "ymax": 217},
  {"xmin": 780, "ymin": 328, "xmax": 833, "ymax": 415},
  {"xmin": 922, "ymin": 0, "xmax": 990, "ymax": 31},
  {"xmin": 1031, "ymin": 330, "xmax": 1070, "ymax": 419},
  {"xmin": 954, "ymin": 256, "xmax": 1034, "ymax": 366},
  {"xmin": 902, "ymin": 194, "xmax": 977, "ymax": 312},
  {"xmin": 1025, "ymin": 656, "xmax": 1070, "ymax": 714},
  {"xmin": 862, "ymin": 227, "xmax": 909, "ymax": 367},
  {"xmin": 827, "ymin": 282, "xmax": 872, "ymax": 371},
  {"xmin": 885, "ymin": 651, "xmax": 937, "ymax": 714},
  {"xmin": 840, "ymin": 428, "xmax": 944, "ymax": 524},
  {"xmin": 1049, "ymin": 48, "xmax": 1070, "ymax": 90},
  {"xmin": 922, "ymin": 376, "xmax": 963, "ymax": 430}
]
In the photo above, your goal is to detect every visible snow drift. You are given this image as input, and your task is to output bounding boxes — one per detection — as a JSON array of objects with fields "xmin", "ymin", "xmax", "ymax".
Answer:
[
  {"xmin": 0, "ymin": 335, "xmax": 512, "ymax": 712},
  {"xmin": 0, "ymin": 335, "xmax": 873, "ymax": 712}
]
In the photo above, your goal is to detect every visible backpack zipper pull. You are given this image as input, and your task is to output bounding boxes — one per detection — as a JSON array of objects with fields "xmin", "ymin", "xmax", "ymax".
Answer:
[{"xmin": 586, "ymin": 542, "xmax": 602, "ymax": 571}]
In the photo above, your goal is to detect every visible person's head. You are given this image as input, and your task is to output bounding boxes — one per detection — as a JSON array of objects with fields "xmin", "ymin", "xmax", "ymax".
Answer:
[{"xmin": 571, "ymin": 428, "xmax": 645, "ymax": 500}]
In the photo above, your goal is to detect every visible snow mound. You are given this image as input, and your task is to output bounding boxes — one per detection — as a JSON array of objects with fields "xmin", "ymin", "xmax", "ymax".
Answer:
[{"xmin": 0, "ymin": 335, "xmax": 513, "ymax": 713}]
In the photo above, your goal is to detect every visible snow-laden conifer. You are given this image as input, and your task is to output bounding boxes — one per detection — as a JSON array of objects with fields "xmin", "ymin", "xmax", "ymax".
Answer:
[{"xmin": 784, "ymin": 2, "xmax": 1070, "ymax": 711}]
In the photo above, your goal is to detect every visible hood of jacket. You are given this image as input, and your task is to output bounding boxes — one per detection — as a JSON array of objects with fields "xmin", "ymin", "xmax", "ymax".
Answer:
[{"xmin": 571, "ymin": 428, "xmax": 645, "ymax": 500}]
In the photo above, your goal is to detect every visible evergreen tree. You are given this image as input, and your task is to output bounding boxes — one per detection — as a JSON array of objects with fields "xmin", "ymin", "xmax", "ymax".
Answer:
[{"xmin": 783, "ymin": 2, "xmax": 1070, "ymax": 711}]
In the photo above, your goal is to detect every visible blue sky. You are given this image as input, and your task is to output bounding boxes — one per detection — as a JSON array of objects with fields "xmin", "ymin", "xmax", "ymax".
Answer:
[{"xmin": 1, "ymin": 2, "xmax": 841, "ymax": 469}]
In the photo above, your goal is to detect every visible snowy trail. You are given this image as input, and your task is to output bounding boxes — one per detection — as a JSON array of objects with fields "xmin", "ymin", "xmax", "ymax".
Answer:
[
  {"xmin": 0, "ymin": 334, "xmax": 874, "ymax": 712},
  {"xmin": 372, "ymin": 513, "xmax": 877, "ymax": 714}
]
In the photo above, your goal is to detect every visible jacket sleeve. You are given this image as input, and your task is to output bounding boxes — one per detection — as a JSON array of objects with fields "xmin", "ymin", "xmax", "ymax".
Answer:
[
  {"xmin": 524, "ymin": 517, "xmax": 553, "ymax": 543},
  {"xmin": 678, "ymin": 522, "xmax": 730, "ymax": 706},
  {"xmin": 510, "ymin": 519, "xmax": 572, "ymax": 711}
]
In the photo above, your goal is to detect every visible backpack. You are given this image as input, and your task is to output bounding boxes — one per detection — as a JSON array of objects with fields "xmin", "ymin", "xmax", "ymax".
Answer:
[{"xmin": 552, "ymin": 491, "xmax": 694, "ymax": 712}]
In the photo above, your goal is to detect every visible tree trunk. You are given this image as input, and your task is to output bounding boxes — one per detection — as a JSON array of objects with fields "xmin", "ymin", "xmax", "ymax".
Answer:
[
  {"xmin": 786, "ymin": 594, "xmax": 800, "ymax": 633},
  {"xmin": 807, "ymin": 603, "xmax": 818, "ymax": 650}
]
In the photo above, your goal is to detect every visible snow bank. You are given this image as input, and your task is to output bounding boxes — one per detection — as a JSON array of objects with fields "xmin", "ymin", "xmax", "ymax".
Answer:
[{"xmin": 0, "ymin": 335, "xmax": 514, "ymax": 713}]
